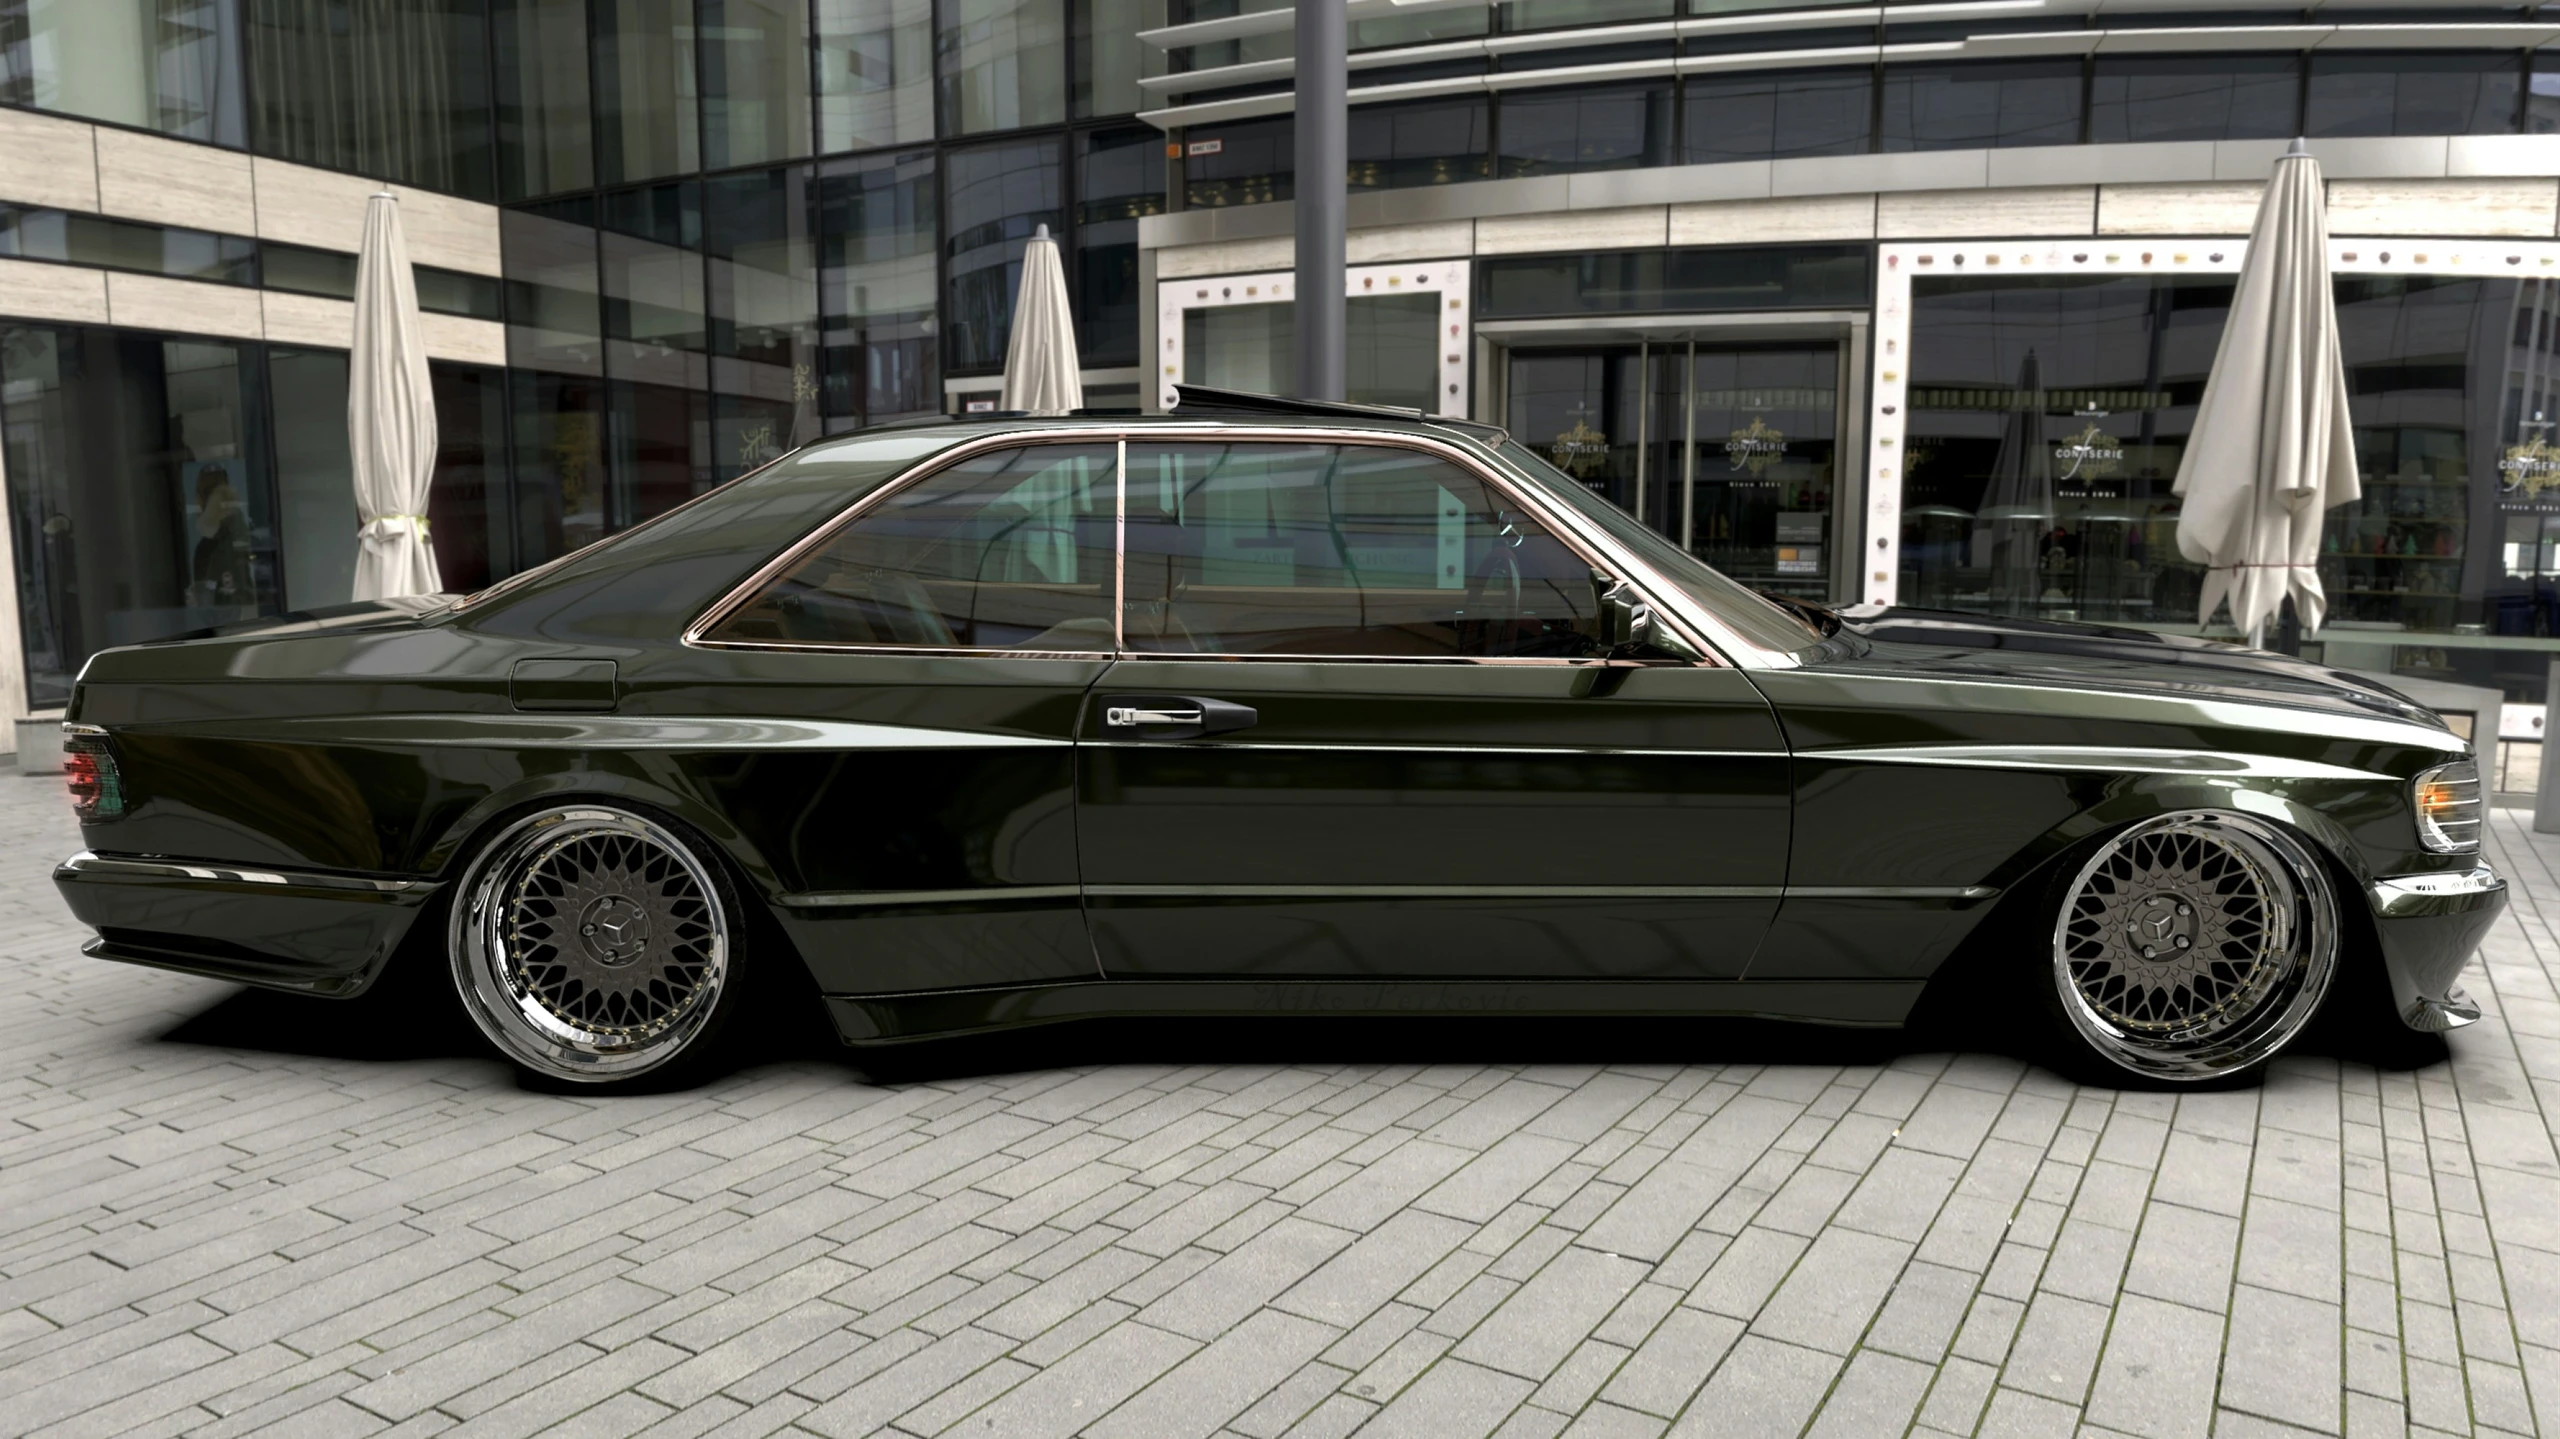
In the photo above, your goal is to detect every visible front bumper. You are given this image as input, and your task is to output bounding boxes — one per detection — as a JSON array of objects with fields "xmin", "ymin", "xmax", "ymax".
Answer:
[
  {"xmin": 2367, "ymin": 865, "xmax": 2506, "ymax": 1032},
  {"xmin": 54, "ymin": 851, "xmax": 441, "ymax": 997}
]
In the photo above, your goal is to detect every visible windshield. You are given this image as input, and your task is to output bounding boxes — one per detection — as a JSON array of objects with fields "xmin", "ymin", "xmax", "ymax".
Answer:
[{"xmin": 1494, "ymin": 440, "xmax": 1826, "ymax": 654}]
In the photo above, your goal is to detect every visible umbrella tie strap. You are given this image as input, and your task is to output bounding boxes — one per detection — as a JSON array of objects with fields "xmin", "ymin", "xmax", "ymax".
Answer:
[{"xmin": 358, "ymin": 515, "xmax": 431, "ymax": 541}]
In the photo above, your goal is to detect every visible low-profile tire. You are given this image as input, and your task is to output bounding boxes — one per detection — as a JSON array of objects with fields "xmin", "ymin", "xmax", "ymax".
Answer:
[
  {"xmin": 449, "ymin": 803, "xmax": 742, "ymax": 1087},
  {"xmin": 2036, "ymin": 810, "xmax": 2341, "ymax": 1087}
]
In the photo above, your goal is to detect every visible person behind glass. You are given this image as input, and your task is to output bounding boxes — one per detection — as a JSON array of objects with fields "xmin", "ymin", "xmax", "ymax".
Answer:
[{"xmin": 191, "ymin": 464, "xmax": 252, "ymax": 610}]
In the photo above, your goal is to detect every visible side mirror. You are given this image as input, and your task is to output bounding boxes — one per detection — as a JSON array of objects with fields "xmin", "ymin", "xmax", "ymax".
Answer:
[{"xmin": 1596, "ymin": 577, "xmax": 1657, "ymax": 654}]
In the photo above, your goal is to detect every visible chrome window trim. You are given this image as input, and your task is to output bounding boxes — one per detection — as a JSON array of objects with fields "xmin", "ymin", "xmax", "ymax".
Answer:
[{"xmin": 684, "ymin": 421, "xmax": 1761, "ymax": 669}]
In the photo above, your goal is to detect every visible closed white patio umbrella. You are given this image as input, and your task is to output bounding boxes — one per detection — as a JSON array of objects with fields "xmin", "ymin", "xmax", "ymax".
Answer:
[
  {"xmin": 1000, "ymin": 224, "xmax": 1082, "ymax": 417},
  {"xmin": 2173, "ymin": 139, "xmax": 2359, "ymax": 648},
  {"xmin": 349, "ymin": 191, "xmax": 442, "ymax": 600}
]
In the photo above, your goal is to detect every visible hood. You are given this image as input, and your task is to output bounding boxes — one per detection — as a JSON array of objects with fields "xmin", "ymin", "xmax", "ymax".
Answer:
[{"xmin": 1826, "ymin": 604, "xmax": 2450, "ymax": 734}]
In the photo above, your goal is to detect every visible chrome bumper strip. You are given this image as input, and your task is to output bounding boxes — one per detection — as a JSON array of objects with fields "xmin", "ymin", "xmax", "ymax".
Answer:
[
  {"xmin": 57, "ymin": 851, "xmax": 433, "ymax": 895},
  {"xmin": 2370, "ymin": 866, "xmax": 2504, "ymax": 918}
]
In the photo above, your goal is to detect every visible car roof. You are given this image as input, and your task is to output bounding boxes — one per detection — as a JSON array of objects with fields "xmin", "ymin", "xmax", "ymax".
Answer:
[{"xmin": 796, "ymin": 385, "xmax": 1510, "ymax": 456}]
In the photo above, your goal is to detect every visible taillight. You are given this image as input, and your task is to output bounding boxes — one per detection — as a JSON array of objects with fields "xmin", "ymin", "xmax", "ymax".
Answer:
[{"xmin": 63, "ymin": 727, "xmax": 124, "ymax": 822}]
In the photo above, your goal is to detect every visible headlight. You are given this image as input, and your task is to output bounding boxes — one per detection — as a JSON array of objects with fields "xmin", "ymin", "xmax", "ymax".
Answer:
[{"xmin": 2412, "ymin": 759, "xmax": 2481, "ymax": 854}]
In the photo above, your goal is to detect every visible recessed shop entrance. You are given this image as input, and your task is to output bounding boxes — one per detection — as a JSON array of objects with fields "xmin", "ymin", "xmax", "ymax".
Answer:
[{"xmin": 1483, "ymin": 320, "xmax": 1866, "ymax": 605}]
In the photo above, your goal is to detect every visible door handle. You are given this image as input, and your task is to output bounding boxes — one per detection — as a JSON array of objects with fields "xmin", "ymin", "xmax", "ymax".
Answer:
[{"xmin": 1097, "ymin": 695, "xmax": 1257, "ymax": 741}]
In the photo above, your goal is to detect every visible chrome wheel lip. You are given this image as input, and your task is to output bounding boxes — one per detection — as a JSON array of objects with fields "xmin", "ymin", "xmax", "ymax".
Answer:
[
  {"xmin": 2050, "ymin": 811, "xmax": 2337, "ymax": 1083},
  {"xmin": 450, "ymin": 805, "xmax": 731, "ymax": 1083}
]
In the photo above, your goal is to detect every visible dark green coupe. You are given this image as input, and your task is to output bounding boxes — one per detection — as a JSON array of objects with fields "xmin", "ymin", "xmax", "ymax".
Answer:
[{"xmin": 54, "ymin": 389, "xmax": 2502, "ymax": 1088}]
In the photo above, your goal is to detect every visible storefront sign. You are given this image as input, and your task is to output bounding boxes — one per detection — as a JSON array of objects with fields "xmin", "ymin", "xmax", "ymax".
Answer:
[
  {"xmin": 2052, "ymin": 423, "xmax": 2124, "ymax": 481},
  {"xmin": 1549, "ymin": 418, "xmax": 1608, "ymax": 477},
  {"xmin": 2500, "ymin": 437, "xmax": 2560, "ymax": 495},
  {"xmin": 1726, "ymin": 417, "xmax": 1787, "ymax": 475}
]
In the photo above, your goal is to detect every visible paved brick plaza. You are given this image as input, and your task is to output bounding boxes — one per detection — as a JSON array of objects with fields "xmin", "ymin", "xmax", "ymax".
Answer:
[{"xmin": 0, "ymin": 773, "xmax": 2552, "ymax": 1439}]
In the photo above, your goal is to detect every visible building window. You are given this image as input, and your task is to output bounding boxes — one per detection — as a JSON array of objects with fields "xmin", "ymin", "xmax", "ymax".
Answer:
[
  {"xmin": 1477, "ymin": 245, "xmax": 1872, "ymax": 318},
  {"xmin": 502, "ymin": 201, "xmax": 604, "ymax": 376},
  {"xmin": 1683, "ymin": 68, "xmax": 1872, "ymax": 165},
  {"xmin": 493, "ymin": 0, "xmax": 594, "ymax": 200},
  {"xmin": 1075, "ymin": 125, "xmax": 1166, "ymax": 366},
  {"xmin": 699, "ymin": 0, "xmax": 811, "ymax": 170},
  {"xmin": 510, "ymin": 369, "xmax": 608, "ymax": 566},
  {"xmin": 938, "ymin": 0, "xmax": 1066, "ymax": 135},
  {"xmin": 2088, "ymin": 55, "xmax": 2301, "ymax": 145},
  {"xmin": 1354, "ymin": 96, "xmax": 1492, "ymax": 190},
  {"xmin": 1498, "ymin": 0, "xmax": 1674, "ymax": 32},
  {"xmin": 609, "ymin": 379, "xmax": 709, "ymax": 521},
  {"xmin": 702, "ymin": 166, "xmax": 817, "ymax": 458},
  {"xmin": 816, "ymin": 149, "xmax": 938, "ymax": 424},
  {"xmin": 1074, "ymin": 0, "xmax": 1158, "ymax": 119},
  {"xmin": 817, "ymin": 0, "xmax": 933, "ymax": 152},
  {"xmin": 244, "ymin": 0, "xmax": 495, "ymax": 200},
  {"xmin": 428, "ymin": 361, "xmax": 510, "ymax": 591},
  {"xmin": 0, "ymin": 326, "xmax": 278, "ymax": 708},
  {"xmin": 598, "ymin": 180, "xmax": 708, "ymax": 389},
  {"xmin": 2306, "ymin": 53, "xmax": 2523, "ymax": 138},
  {"xmin": 1880, "ymin": 60, "xmax": 2084, "ymax": 152},
  {"xmin": 1184, "ymin": 116, "xmax": 1292, "ymax": 208},
  {"xmin": 0, "ymin": 0, "xmax": 245, "ymax": 146},
  {"xmin": 944, "ymin": 137, "xmax": 1063, "ymax": 374},
  {"xmin": 594, "ymin": 0, "xmax": 701, "ymax": 185},
  {"xmin": 1498, "ymin": 84, "xmax": 1668, "ymax": 179}
]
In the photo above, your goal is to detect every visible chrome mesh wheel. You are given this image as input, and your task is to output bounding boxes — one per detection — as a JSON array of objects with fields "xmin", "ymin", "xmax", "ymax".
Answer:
[
  {"xmin": 2051, "ymin": 812, "xmax": 2337, "ymax": 1082},
  {"xmin": 451, "ymin": 806, "xmax": 731, "ymax": 1082}
]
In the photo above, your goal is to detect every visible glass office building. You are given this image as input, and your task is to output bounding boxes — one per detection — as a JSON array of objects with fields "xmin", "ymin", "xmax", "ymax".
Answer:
[{"xmin": 4, "ymin": 0, "xmax": 2560, "ymax": 732}]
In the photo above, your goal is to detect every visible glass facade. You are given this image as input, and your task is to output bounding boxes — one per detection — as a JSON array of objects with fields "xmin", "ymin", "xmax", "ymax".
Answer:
[
  {"xmin": 0, "ymin": 0, "xmax": 244, "ymax": 145},
  {"xmin": 245, "ymin": 0, "xmax": 494, "ymax": 199},
  {"xmin": 0, "ymin": 322, "xmax": 505, "ymax": 705}
]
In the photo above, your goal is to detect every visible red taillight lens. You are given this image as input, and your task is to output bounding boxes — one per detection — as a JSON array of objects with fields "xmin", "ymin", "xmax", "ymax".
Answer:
[{"xmin": 63, "ymin": 734, "xmax": 123, "ymax": 821}]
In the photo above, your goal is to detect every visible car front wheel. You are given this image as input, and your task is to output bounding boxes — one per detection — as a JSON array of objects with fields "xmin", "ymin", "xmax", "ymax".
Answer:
[
  {"xmin": 449, "ymin": 803, "xmax": 739, "ymax": 1085},
  {"xmin": 2041, "ymin": 810, "xmax": 2340, "ymax": 1086}
]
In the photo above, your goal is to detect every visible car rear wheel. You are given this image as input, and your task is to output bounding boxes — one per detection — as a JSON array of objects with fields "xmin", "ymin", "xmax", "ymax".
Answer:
[
  {"xmin": 2042, "ymin": 811, "xmax": 2339, "ymax": 1085},
  {"xmin": 449, "ymin": 804, "xmax": 738, "ymax": 1085}
]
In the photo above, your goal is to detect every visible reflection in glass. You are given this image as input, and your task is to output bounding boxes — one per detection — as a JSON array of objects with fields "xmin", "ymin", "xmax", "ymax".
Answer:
[
  {"xmin": 2089, "ymin": 55, "xmax": 2299, "ymax": 145},
  {"xmin": 816, "ymin": 150, "xmax": 938, "ymax": 425},
  {"xmin": 700, "ymin": 0, "xmax": 810, "ymax": 170},
  {"xmin": 2306, "ymin": 54, "xmax": 2522, "ymax": 138},
  {"xmin": 1074, "ymin": 0, "xmax": 1158, "ymax": 118},
  {"xmin": 429, "ymin": 362, "xmax": 508, "ymax": 590},
  {"xmin": 1185, "ymin": 304, "xmax": 1291, "ymax": 397},
  {"xmin": 938, "ymin": 0, "xmax": 1065, "ymax": 135},
  {"xmin": 1342, "ymin": 97, "xmax": 1487, "ymax": 190},
  {"xmin": 1181, "ymin": 296, "xmax": 1443, "ymax": 412},
  {"xmin": 2532, "ymin": 54, "xmax": 2560, "ymax": 135},
  {"xmin": 945, "ymin": 138, "xmax": 1063, "ymax": 374},
  {"xmin": 609, "ymin": 379, "xmax": 707, "ymax": 525},
  {"xmin": 600, "ymin": 186, "xmax": 709, "ymax": 389},
  {"xmin": 705, "ymin": 168, "xmax": 818, "ymax": 447},
  {"xmin": 1499, "ymin": 84, "xmax": 1668, "ymax": 178},
  {"xmin": 0, "ymin": 325, "xmax": 277, "ymax": 706},
  {"xmin": 262, "ymin": 241, "xmax": 502, "ymax": 319},
  {"xmin": 0, "ymin": 0, "xmax": 244, "ymax": 145},
  {"xmin": 502, "ymin": 203, "xmax": 603, "ymax": 375},
  {"xmin": 713, "ymin": 444, "xmax": 1118, "ymax": 650},
  {"xmin": 818, "ymin": 0, "xmax": 933, "ymax": 151},
  {"xmin": 1122, "ymin": 442, "xmax": 1608, "ymax": 659},
  {"xmin": 493, "ymin": 0, "xmax": 593, "ymax": 199},
  {"xmin": 1881, "ymin": 60, "xmax": 2084, "ymax": 152},
  {"xmin": 1185, "ymin": 116, "xmax": 1292, "ymax": 208},
  {"xmin": 270, "ymin": 347, "xmax": 357, "ymax": 610},
  {"xmin": 1498, "ymin": 0, "xmax": 1672, "ymax": 31},
  {"xmin": 1685, "ymin": 347, "xmax": 1837, "ymax": 599},
  {"xmin": 245, "ymin": 0, "xmax": 493, "ymax": 199},
  {"xmin": 595, "ymin": 0, "xmax": 700, "ymax": 184},
  {"xmin": 1477, "ymin": 245, "xmax": 1872, "ymax": 319},
  {"xmin": 1683, "ymin": 69, "xmax": 1872, "ymax": 164},
  {"xmin": 510, "ymin": 369, "xmax": 608, "ymax": 566},
  {"xmin": 0, "ymin": 206, "xmax": 256, "ymax": 285},
  {"xmin": 1074, "ymin": 126, "xmax": 1167, "ymax": 366},
  {"xmin": 1503, "ymin": 348, "xmax": 1648, "ymax": 524}
]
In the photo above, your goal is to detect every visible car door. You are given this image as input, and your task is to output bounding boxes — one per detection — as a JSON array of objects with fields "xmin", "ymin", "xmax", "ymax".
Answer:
[
  {"xmin": 684, "ymin": 439, "xmax": 1118, "ymax": 996},
  {"xmin": 1076, "ymin": 435, "xmax": 1791, "ymax": 981}
]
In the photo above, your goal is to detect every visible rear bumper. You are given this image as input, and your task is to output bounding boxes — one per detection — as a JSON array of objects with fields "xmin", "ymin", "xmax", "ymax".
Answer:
[
  {"xmin": 55, "ymin": 851, "xmax": 441, "ymax": 997},
  {"xmin": 2367, "ymin": 865, "xmax": 2505, "ymax": 1032}
]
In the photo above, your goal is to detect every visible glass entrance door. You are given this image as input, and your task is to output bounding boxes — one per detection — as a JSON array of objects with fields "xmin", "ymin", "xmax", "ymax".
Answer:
[{"xmin": 1505, "ymin": 341, "xmax": 1842, "ymax": 600}]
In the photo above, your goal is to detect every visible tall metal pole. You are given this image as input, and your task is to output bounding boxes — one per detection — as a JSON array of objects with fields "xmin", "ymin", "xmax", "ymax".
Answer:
[{"xmin": 1293, "ymin": 0, "xmax": 1346, "ymax": 401}]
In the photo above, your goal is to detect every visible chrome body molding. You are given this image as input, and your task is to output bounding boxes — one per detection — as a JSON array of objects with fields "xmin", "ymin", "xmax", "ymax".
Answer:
[
  {"xmin": 152, "ymin": 715, "xmax": 1070, "ymax": 752},
  {"xmin": 779, "ymin": 885, "xmax": 1081, "ymax": 909},
  {"xmin": 1084, "ymin": 883, "xmax": 1991, "ymax": 900},
  {"xmin": 2369, "ymin": 866, "xmax": 2505, "ymax": 919},
  {"xmin": 56, "ymin": 851, "xmax": 433, "ymax": 894},
  {"xmin": 1802, "ymin": 743, "xmax": 2395, "ymax": 782},
  {"xmin": 1093, "ymin": 740, "xmax": 1781, "ymax": 759},
  {"xmin": 1795, "ymin": 670, "xmax": 2466, "ymax": 755}
]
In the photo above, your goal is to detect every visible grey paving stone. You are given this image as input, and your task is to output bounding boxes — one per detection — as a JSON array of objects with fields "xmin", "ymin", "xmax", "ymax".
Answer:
[
  {"xmin": 1361, "ymin": 1358, "xmax": 1535, "ymax": 1439},
  {"xmin": 1662, "ymin": 1335, "xmax": 1840, "ymax": 1439},
  {"xmin": 2082, "ymin": 1294, "xmax": 2221, "ymax": 1439},
  {"xmin": 2218, "ymin": 1284, "xmax": 2344, "ymax": 1435},
  {"xmin": 1802, "ymin": 1348, "xmax": 1934, "ymax": 1439},
  {"xmin": 1749, "ymin": 1227, "xmax": 1913, "ymax": 1355},
  {"xmin": 1453, "ymin": 1245, "xmax": 1649, "ymax": 1381}
]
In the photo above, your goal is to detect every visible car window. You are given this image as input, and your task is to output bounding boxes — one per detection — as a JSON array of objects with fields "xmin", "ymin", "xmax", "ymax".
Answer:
[
  {"xmin": 706, "ymin": 443, "xmax": 1117, "ymax": 650},
  {"xmin": 1123, "ymin": 441, "xmax": 1608, "ymax": 660},
  {"xmin": 1497, "ymin": 439, "xmax": 1824, "ymax": 655}
]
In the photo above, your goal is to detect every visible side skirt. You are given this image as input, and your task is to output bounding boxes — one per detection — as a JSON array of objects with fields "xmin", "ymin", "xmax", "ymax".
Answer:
[{"xmin": 826, "ymin": 978, "xmax": 1927, "ymax": 1044}]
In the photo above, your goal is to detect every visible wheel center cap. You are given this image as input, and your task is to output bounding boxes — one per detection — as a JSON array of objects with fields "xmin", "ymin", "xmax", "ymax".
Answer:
[
  {"xmin": 578, "ymin": 895, "xmax": 651, "ymax": 966},
  {"xmin": 2123, "ymin": 893, "xmax": 2196, "ymax": 957}
]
